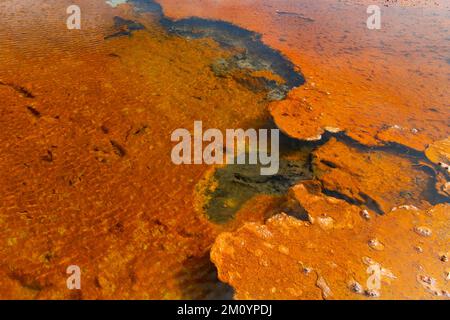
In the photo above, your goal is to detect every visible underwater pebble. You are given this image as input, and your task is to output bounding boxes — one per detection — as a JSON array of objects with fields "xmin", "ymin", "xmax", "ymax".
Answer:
[
  {"xmin": 414, "ymin": 226, "xmax": 432, "ymax": 237},
  {"xmin": 415, "ymin": 246, "xmax": 423, "ymax": 253},
  {"xmin": 360, "ymin": 209, "xmax": 371, "ymax": 220}
]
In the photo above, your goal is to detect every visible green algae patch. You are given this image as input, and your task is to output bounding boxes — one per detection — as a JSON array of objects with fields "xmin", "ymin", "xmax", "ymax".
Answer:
[{"xmin": 197, "ymin": 145, "xmax": 314, "ymax": 224}]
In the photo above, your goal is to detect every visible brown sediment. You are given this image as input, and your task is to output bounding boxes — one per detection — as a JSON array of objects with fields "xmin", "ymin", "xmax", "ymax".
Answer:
[{"xmin": 211, "ymin": 203, "xmax": 450, "ymax": 300}]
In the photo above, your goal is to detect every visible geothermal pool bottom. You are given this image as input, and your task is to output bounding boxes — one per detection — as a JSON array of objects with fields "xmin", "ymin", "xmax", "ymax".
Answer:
[{"xmin": 0, "ymin": 0, "xmax": 448, "ymax": 300}]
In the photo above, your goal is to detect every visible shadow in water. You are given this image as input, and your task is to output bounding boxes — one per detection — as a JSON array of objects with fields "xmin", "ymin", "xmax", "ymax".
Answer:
[{"xmin": 177, "ymin": 253, "xmax": 234, "ymax": 300}]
